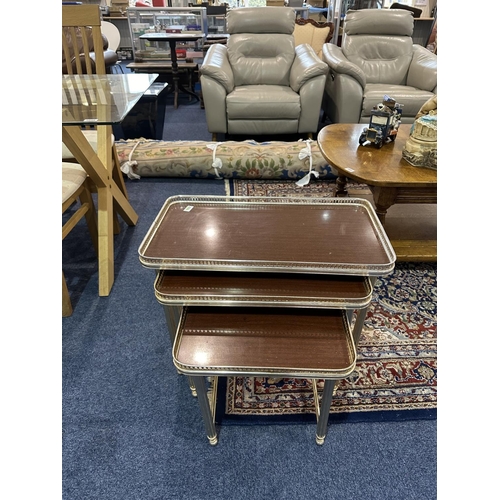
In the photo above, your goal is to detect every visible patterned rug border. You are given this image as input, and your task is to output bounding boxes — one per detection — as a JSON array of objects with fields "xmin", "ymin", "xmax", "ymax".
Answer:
[
  {"xmin": 224, "ymin": 178, "xmax": 372, "ymax": 197},
  {"xmin": 215, "ymin": 378, "xmax": 436, "ymax": 425}
]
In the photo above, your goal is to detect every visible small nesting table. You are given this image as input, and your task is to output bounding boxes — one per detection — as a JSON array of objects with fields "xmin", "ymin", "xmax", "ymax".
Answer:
[{"xmin": 139, "ymin": 196, "xmax": 395, "ymax": 445}]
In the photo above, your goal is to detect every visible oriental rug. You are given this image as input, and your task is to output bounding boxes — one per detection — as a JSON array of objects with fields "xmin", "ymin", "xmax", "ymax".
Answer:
[{"xmin": 220, "ymin": 179, "xmax": 437, "ymax": 422}]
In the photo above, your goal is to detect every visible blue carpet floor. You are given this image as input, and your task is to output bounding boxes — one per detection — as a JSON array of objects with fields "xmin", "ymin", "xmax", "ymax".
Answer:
[
  {"xmin": 62, "ymin": 68, "xmax": 436, "ymax": 498},
  {"xmin": 62, "ymin": 176, "xmax": 437, "ymax": 500}
]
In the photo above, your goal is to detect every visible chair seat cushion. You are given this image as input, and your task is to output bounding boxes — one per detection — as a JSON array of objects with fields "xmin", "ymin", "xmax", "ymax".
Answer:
[
  {"xmin": 362, "ymin": 84, "xmax": 435, "ymax": 119},
  {"xmin": 227, "ymin": 85, "xmax": 300, "ymax": 120},
  {"xmin": 62, "ymin": 162, "xmax": 87, "ymax": 204},
  {"xmin": 62, "ymin": 130, "xmax": 115, "ymax": 159}
]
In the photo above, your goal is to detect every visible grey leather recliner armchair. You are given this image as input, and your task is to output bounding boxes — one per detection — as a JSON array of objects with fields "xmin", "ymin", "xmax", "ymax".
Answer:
[
  {"xmin": 200, "ymin": 7, "xmax": 328, "ymax": 140},
  {"xmin": 322, "ymin": 9, "xmax": 437, "ymax": 124}
]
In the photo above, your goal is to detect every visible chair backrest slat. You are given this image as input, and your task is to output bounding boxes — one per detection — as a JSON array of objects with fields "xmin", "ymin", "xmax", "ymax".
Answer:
[
  {"xmin": 62, "ymin": 4, "xmax": 105, "ymax": 75},
  {"xmin": 62, "ymin": 31, "xmax": 74, "ymax": 75}
]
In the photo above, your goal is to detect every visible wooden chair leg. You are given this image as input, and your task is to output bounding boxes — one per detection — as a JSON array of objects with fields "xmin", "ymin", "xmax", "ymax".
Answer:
[
  {"xmin": 79, "ymin": 181, "xmax": 99, "ymax": 254},
  {"xmin": 62, "ymin": 271, "xmax": 73, "ymax": 317}
]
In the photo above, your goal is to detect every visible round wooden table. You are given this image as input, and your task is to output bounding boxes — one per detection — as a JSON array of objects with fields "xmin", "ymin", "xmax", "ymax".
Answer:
[{"xmin": 317, "ymin": 123, "xmax": 437, "ymax": 261}]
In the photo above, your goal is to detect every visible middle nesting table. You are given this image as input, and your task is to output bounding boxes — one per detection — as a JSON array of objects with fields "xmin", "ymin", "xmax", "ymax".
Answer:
[{"xmin": 139, "ymin": 195, "xmax": 396, "ymax": 445}]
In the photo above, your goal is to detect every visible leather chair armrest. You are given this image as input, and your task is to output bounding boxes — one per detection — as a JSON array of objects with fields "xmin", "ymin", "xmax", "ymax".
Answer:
[
  {"xmin": 322, "ymin": 43, "xmax": 366, "ymax": 89},
  {"xmin": 407, "ymin": 45, "xmax": 437, "ymax": 92},
  {"xmin": 200, "ymin": 44, "xmax": 234, "ymax": 94},
  {"xmin": 289, "ymin": 44, "xmax": 328, "ymax": 93}
]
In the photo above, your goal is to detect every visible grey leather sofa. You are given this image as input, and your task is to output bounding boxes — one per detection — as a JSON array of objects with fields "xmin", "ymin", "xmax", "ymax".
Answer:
[
  {"xmin": 200, "ymin": 7, "xmax": 328, "ymax": 139},
  {"xmin": 322, "ymin": 9, "xmax": 437, "ymax": 124}
]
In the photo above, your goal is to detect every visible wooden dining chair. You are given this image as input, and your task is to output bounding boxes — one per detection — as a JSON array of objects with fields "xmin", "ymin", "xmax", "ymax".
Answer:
[
  {"xmin": 62, "ymin": 162, "xmax": 98, "ymax": 317},
  {"xmin": 62, "ymin": 4, "xmax": 106, "ymax": 75},
  {"xmin": 293, "ymin": 18, "xmax": 334, "ymax": 60},
  {"xmin": 62, "ymin": 3, "xmax": 128, "ymax": 231}
]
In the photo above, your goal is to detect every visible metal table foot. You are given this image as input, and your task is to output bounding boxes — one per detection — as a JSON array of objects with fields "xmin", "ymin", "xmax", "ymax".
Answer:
[
  {"xmin": 315, "ymin": 435, "xmax": 325, "ymax": 446},
  {"xmin": 313, "ymin": 379, "xmax": 337, "ymax": 445},
  {"xmin": 188, "ymin": 377, "xmax": 197, "ymax": 397}
]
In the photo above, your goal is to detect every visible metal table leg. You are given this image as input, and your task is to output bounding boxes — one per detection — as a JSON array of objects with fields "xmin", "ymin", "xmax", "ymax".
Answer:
[
  {"xmin": 314, "ymin": 379, "xmax": 337, "ymax": 445},
  {"xmin": 191, "ymin": 376, "xmax": 218, "ymax": 445},
  {"xmin": 162, "ymin": 304, "xmax": 183, "ymax": 345},
  {"xmin": 352, "ymin": 307, "xmax": 368, "ymax": 348}
]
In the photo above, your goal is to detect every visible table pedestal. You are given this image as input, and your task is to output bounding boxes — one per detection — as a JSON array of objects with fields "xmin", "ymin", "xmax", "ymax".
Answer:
[
  {"xmin": 166, "ymin": 40, "xmax": 199, "ymax": 109},
  {"xmin": 138, "ymin": 33, "xmax": 204, "ymax": 109}
]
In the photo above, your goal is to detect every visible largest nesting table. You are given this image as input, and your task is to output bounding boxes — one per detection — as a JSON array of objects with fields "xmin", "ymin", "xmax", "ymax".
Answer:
[{"xmin": 139, "ymin": 196, "xmax": 396, "ymax": 445}]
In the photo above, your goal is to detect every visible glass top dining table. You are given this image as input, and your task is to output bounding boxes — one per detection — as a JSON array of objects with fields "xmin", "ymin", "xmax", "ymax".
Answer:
[
  {"xmin": 62, "ymin": 73, "xmax": 159, "ymax": 125},
  {"xmin": 62, "ymin": 73, "xmax": 158, "ymax": 297}
]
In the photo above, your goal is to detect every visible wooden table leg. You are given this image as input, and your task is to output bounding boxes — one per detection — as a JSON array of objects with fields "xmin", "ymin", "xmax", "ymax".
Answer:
[
  {"xmin": 335, "ymin": 175, "xmax": 349, "ymax": 197},
  {"xmin": 97, "ymin": 125, "xmax": 117, "ymax": 293},
  {"xmin": 97, "ymin": 126, "xmax": 120, "ymax": 236},
  {"xmin": 370, "ymin": 186, "xmax": 398, "ymax": 225},
  {"xmin": 169, "ymin": 40, "xmax": 180, "ymax": 110},
  {"xmin": 167, "ymin": 40, "xmax": 200, "ymax": 108},
  {"xmin": 96, "ymin": 182, "xmax": 115, "ymax": 293},
  {"xmin": 62, "ymin": 125, "xmax": 139, "ymax": 296}
]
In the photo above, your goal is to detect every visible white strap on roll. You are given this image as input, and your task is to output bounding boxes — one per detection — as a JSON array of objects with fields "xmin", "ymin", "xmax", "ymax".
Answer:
[
  {"xmin": 295, "ymin": 139, "xmax": 319, "ymax": 187},
  {"xmin": 206, "ymin": 142, "xmax": 223, "ymax": 179},
  {"xmin": 120, "ymin": 140, "xmax": 141, "ymax": 180}
]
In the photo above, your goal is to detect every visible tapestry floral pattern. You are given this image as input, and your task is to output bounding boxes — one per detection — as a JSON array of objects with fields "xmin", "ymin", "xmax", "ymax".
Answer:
[{"xmin": 115, "ymin": 139, "xmax": 338, "ymax": 180}]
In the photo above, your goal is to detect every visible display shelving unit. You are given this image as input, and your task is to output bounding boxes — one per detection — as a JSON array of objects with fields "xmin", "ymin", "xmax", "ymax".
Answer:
[{"xmin": 127, "ymin": 6, "xmax": 208, "ymax": 61}]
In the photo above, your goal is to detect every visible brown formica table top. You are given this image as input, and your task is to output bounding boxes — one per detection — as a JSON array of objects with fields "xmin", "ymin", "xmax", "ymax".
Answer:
[
  {"xmin": 317, "ymin": 124, "xmax": 437, "ymax": 188},
  {"xmin": 173, "ymin": 306, "xmax": 356, "ymax": 378},
  {"xmin": 138, "ymin": 196, "xmax": 396, "ymax": 276},
  {"xmin": 154, "ymin": 270, "xmax": 373, "ymax": 308}
]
